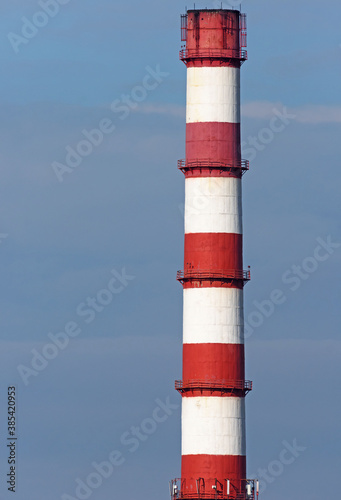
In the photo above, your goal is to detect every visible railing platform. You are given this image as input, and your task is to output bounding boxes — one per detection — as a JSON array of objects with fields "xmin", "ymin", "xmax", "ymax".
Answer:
[
  {"xmin": 178, "ymin": 159, "xmax": 249, "ymax": 176},
  {"xmin": 180, "ymin": 48, "xmax": 248, "ymax": 62},
  {"xmin": 175, "ymin": 379, "xmax": 253, "ymax": 395},
  {"xmin": 177, "ymin": 269, "xmax": 251, "ymax": 284}
]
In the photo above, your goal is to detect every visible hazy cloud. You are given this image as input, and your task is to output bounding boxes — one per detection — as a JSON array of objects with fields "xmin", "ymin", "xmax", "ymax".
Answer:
[{"xmin": 242, "ymin": 101, "xmax": 341, "ymax": 124}]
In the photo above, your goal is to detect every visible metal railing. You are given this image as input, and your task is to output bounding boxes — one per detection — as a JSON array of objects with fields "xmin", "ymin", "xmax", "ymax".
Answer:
[
  {"xmin": 175, "ymin": 379, "xmax": 253, "ymax": 394},
  {"xmin": 175, "ymin": 494, "xmax": 228, "ymax": 499},
  {"xmin": 170, "ymin": 478, "xmax": 259, "ymax": 500},
  {"xmin": 177, "ymin": 269, "xmax": 251, "ymax": 282},
  {"xmin": 178, "ymin": 159, "xmax": 249, "ymax": 174},
  {"xmin": 175, "ymin": 496, "xmax": 253, "ymax": 500},
  {"xmin": 179, "ymin": 48, "xmax": 247, "ymax": 61}
]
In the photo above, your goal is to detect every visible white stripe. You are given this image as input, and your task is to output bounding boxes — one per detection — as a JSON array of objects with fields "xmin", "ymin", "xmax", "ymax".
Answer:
[
  {"xmin": 185, "ymin": 177, "xmax": 242, "ymax": 234},
  {"xmin": 182, "ymin": 397, "xmax": 246, "ymax": 456},
  {"xmin": 187, "ymin": 67, "xmax": 240, "ymax": 124},
  {"xmin": 183, "ymin": 288, "xmax": 244, "ymax": 345}
]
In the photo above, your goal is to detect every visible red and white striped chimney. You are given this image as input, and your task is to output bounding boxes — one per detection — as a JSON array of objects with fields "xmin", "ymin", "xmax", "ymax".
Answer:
[{"xmin": 172, "ymin": 9, "xmax": 258, "ymax": 500}]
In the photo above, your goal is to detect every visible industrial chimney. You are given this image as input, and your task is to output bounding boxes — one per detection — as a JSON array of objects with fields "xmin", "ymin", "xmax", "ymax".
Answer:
[{"xmin": 171, "ymin": 8, "xmax": 258, "ymax": 500}]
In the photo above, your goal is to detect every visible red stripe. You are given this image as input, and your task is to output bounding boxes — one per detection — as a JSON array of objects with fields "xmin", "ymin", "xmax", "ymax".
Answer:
[
  {"xmin": 181, "ymin": 167, "xmax": 242, "ymax": 179},
  {"xmin": 185, "ymin": 59, "xmax": 241, "ymax": 68},
  {"xmin": 182, "ymin": 344, "xmax": 245, "ymax": 397},
  {"xmin": 187, "ymin": 9, "xmax": 239, "ymax": 42},
  {"xmin": 184, "ymin": 233, "xmax": 243, "ymax": 272},
  {"xmin": 182, "ymin": 279, "xmax": 244, "ymax": 290},
  {"xmin": 183, "ymin": 343, "xmax": 244, "ymax": 386},
  {"xmin": 186, "ymin": 10, "xmax": 240, "ymax": 48},
  {"xmin": 181, "ymin": 454, "xmax": 246, "ymax": 498},
  {"xmin": 186, "ymin": 123, "xmax": 241, "ymax": 164},
  {"xmin": 185, "ymin": 11, "xmax": 240, "ymax": 70}
]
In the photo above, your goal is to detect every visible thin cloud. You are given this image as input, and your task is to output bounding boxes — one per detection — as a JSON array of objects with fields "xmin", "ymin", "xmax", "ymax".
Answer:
[
  {"xmin": 242, "ymin": 101, "xmax": 341, "ymax": 124},
  {"xmin": 293, "ymin": 105, "xmax": 341, "ymax": 124},
  {"xmin": 133, "ymin": 103, "xmax": 185, "ymax": 118},
  {"xmin": 137, "ymin": 101, "xmax": 341, "ymax": 124}
]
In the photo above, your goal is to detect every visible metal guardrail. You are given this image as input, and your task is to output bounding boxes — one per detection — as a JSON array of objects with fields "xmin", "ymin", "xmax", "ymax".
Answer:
[
  {"xmin": 177, "ymin": 159, "xmax": 249, "ymax": 174},
  {"xmin": 172, "ymin": 493, "xmax": 254, "ymax": 500},
  {"xmin": 175, "ymin": 494, "xmax": 229, "ymax": 499},
  {"xmin": 170, "ymin": 477, "xmax": 258, "ymax": 500},
  {"xmin": 179, "ymin": 48, "xmax": 248, "ymax": 61},
  {"xmin": 177, "ymin": 269, "xmax": 251, "ymax": 282},
  {"xmin": 174, "ymin": 495, "xmax": 252, "ymax": 500},
  {"xmin": 175, "ymin": 380, "xmax": 253, "ymax": 393}
]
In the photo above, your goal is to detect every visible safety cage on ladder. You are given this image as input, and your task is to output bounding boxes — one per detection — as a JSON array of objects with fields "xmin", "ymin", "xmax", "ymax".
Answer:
[
  {"xmin": 181, "ymin": 14, "xmax": 188, "ymax": 41},
  {"xmin": 239, "ymin": 13, "xmax": 247, "ymax": 47}
]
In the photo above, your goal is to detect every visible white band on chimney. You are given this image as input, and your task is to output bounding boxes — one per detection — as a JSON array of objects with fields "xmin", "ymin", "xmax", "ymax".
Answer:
[
  {"xmin": 186, "ymin": 66, "xmax": 241, "ymax": 124},
  {"xmin": 182, "ymin": 396, "xmax": 246, "ymax": 456},
  {"xmin": 185, "ymin": 177, "xmax": 242, "ymax": 235},
  {"xmin": 183, "ymin": 287, "xmax": 244, "ymax": 345}
]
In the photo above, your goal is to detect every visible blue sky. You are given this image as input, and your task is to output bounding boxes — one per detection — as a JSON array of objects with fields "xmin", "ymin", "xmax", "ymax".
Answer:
[{"xmin": 0, "ymin": 0, "xmax": 340, "ymax": 499}]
